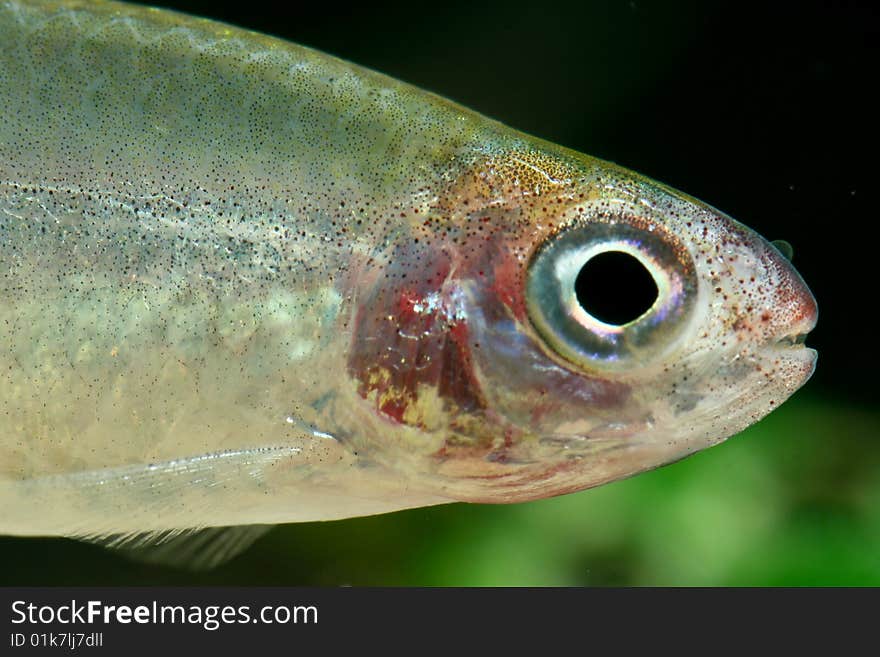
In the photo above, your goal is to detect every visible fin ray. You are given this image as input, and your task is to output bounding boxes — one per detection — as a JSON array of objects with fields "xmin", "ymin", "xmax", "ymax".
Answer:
[{"xmin": 83, "ymin": 525, "xmax": 273, "ymax": 570}]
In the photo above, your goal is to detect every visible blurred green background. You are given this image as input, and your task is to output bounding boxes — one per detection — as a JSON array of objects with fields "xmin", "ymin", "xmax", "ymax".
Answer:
[{"xmin": 2, "ymin": 0, "xmax": 878, "ymax": 585}]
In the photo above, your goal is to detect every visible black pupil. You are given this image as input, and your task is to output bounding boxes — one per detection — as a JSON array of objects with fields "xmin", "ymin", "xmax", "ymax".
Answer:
[{"xmin": 574, "ymin": 251, "xmax": 658, "ymax": 325}]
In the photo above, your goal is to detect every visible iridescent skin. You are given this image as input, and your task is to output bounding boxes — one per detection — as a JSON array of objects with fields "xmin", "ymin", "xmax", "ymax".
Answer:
[{"xmin": 0, "ymin": 0, "xmax": 816, "ymax": 538}]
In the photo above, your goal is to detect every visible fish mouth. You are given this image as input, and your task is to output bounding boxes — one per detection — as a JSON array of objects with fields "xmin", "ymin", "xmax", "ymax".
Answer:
[
  {"xmin": 769, "ymin": 316, "xmax": 818, "ymax": 384},
  {"xmin": 775, "ymin": 332, "xmax": 810, "ymax": 349},
  {"xmin": 765, "ymin": 327, "xmax": 817, "ymax": 391},
  {"xmin": 771, "ymin": 317, "xmax": 817, "ymax": 357},
  {"xmin": 768, "ymin": 303, "xmax": 818, "ymax": 373}
]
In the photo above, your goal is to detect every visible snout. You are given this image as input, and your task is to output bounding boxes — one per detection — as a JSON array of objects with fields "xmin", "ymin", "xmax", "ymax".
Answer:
[{"xmin": 761, "ymin": 237, "xmax": 818, "ymax": 345}]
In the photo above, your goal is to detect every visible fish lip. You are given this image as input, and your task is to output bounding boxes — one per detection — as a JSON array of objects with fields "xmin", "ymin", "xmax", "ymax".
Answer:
[
  {"xmin": 766, "ymin": 314, "xmax": 818, "ymax": 389},
  {"xmin": 766, "ymin": 333, "xmax": 818, "ymax": 384},
  {"xmin": 768, "ymin": 326, "xmax": 818, "ymax": 383},
  {"xmin": 772, "ymin": 303, "xmax": 818, "ymax": 351},
  {"xmin": 775, "ymin": 332, "xmax": 810, "ymax": 348},
  {"xmin": 771, "ymin": 326, "xmax": 817, "ymax": 360}
]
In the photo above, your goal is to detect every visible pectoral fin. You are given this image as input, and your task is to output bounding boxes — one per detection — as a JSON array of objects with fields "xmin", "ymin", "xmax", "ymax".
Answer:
[{"xmin": 86, "ymin": 525, "xmax": 273, "ymax": 570}]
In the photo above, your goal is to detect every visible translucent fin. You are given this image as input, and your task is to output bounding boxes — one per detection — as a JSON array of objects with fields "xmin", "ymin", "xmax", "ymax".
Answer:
[
  {"xmin": 771, "ymin": 239, "xmax": 794, "ymax": 261},
  {"xmin": 85, "ymin": 525, "xmax": 272, "ymax": 570}
]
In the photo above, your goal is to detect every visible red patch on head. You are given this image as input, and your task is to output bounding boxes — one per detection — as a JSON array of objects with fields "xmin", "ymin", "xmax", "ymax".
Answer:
[{"xmin": 348, "ymin": 254, "xmax": 485, "ymax": 426}]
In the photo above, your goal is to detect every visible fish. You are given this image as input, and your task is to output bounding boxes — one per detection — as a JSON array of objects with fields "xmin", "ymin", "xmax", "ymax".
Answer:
[{"xmin": 0, "ymin": 0, "xmax": 817, "ymax": 568}]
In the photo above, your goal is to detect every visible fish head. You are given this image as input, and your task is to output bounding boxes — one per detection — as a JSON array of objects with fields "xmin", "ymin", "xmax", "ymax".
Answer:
[
  {"xmin": 348, "ymin": 147, "xmax": 816, "ymax": 503},
  {"xmin": 435, "ymin": 149, "xmax": 816, "ymax": 500}
]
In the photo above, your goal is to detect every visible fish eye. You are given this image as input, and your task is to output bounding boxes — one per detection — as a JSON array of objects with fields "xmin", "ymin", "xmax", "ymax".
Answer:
[{"xmin": 526, "ymin": 214, "xmax": 698, "ymax": 372}]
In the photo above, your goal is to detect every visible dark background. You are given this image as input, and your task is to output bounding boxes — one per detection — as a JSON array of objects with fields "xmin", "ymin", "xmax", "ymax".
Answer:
[{"xmin": 2, "ymin": 0, "xmax": 878, "ymax": 585}]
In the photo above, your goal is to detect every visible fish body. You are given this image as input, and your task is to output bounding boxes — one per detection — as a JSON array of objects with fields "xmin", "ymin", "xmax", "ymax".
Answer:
[{"xmin": 0, "ymin": 1, "xmax": 816, "ymax": 542}]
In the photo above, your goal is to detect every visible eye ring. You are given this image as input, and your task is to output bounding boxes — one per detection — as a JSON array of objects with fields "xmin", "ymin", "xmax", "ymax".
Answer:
[{"xmin": 526, "ymin": 212, "xmax": 697, "ymax": 373}]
